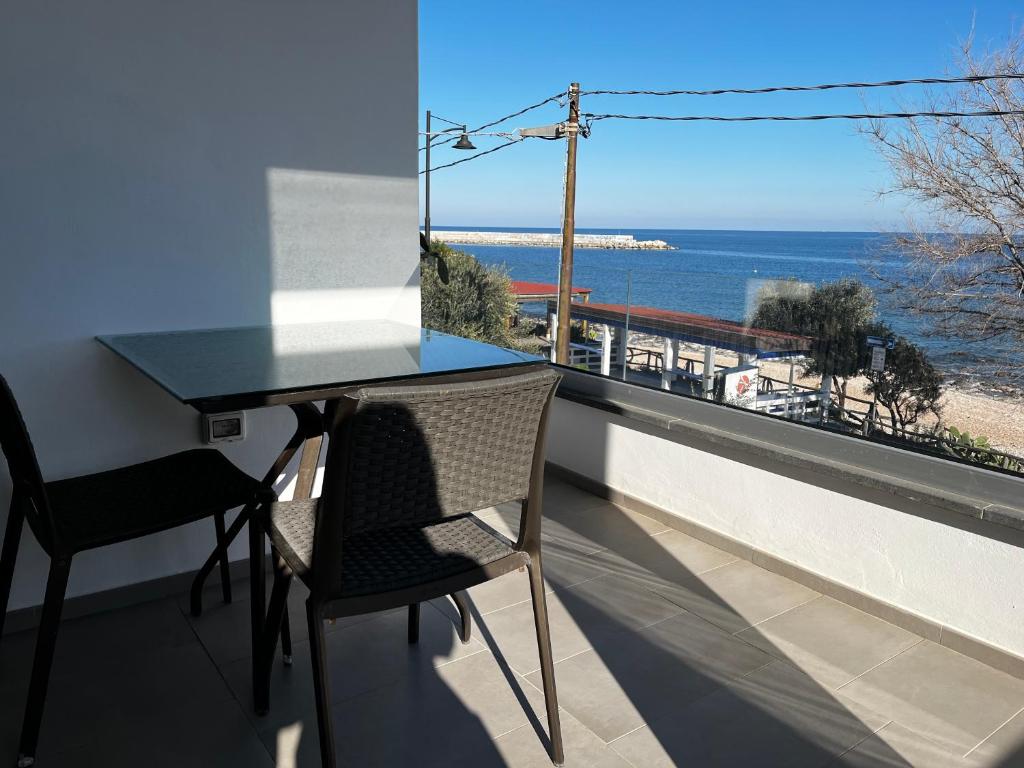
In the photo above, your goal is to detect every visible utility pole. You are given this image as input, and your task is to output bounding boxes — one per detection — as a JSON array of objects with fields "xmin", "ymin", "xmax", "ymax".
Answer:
[
  {"xmin": 555, "ymin": 83, "xmax": 580, "ymax": 365},
  {"xmin": 424, "ymin": 109, "xmax": 432, "ymax": 245}
]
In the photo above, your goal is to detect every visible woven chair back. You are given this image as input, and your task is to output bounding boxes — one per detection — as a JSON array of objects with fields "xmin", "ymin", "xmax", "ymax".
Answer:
[{"xmin": 323, "ymin": 368, "xmax": 558, "ymax": 535}]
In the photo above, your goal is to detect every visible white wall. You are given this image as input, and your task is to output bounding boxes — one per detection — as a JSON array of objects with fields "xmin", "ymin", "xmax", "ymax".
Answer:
[
  {"xmin": 548, "ymin": 399, "xmax": 1024, "ymax": 658},
  {"xmin": 0, "ymin": 1, "xmax": 419, "ymax": 611}
]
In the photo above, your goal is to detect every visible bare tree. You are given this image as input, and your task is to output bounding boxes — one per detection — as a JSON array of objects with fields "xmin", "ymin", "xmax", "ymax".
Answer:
[{"xmin": 864, "ymin": 32, "xmax": 1024, "ymax": 386}]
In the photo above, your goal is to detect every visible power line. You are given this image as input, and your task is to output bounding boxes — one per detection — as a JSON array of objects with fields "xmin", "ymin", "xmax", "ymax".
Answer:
[
  {"xmin": 581, "ymin": 108, "xmax": 1024, "ymax": 128},
  {"xmin": 418, "ymin": 78, "xmax": 1024, "ymax": 172},
  {"xmin": 421, "ymin": 90, "xmax": 566, "ymax": 152},
  {"xmin": 420, "ymin": 139, "xmax": 525, "ymax": 174},
  {"xmin": 430, "ymin": 113, "xmax": 466, "ymax": 128},
  {"xmin": 580, "ymin": 73, "xmax": 1024, "ymax": 98}
]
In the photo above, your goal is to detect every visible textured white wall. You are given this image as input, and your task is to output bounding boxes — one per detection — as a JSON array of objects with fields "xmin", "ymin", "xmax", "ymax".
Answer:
[
  {"xmin": 0, "ymin": 1, "xmax": 419, "ymax": 610},
  {"xmin": 548, "ymin": 399, "xmax": 1024, "ymax": 658}
]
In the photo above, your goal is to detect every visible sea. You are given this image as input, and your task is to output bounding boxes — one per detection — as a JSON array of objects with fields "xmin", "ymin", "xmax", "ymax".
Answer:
[{"xmin": 435, "ymin": 226, "xmax": 1021, "ymax": 395}]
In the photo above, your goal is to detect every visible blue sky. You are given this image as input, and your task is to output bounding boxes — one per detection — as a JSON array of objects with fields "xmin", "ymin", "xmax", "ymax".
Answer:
[{"xmin": 420, "ymin": 1, "xmax": 1022, "ymax": 231}]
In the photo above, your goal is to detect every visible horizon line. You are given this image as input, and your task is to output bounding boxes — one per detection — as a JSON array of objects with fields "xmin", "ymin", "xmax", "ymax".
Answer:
[{"xmin": 430, "ymin": 224, "xmax": 901, "ymax": 235}]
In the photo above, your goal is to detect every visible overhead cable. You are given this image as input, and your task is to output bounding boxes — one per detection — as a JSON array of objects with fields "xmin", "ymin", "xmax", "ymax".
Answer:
[
  {"xmin": 580, "ymin": 73, "xmax": 1024, "ymax": 98},
  {"xmin": 420, "ymin": 139, "xmax": 525, "ymax": 174},
  {"xmin": 421, "ymin": 91, "xmax": 566, "ymax": 152},
  {"xmin": 581, "ymin": 108, "xmax": 1024, "ymax": 128}
]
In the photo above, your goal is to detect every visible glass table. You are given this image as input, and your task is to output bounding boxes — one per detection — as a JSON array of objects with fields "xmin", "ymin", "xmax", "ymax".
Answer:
[
  {"xmin": 98, "ymin": 320, "xmax": 541, "ymax": 413},
  {"xmin": 97, "ymin": 319, "xmax": 545, "ymax": 703}
]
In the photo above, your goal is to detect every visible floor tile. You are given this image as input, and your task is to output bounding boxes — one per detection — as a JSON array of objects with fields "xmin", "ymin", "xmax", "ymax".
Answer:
[
  {"xmin": 829, "ymin": 722, "xmax": 975, "ymax": 767},
  {"xmin": 542, "ymin": 478, "xmax": 612, "ymax": 514},
  {"xmin": 461, "ymin": 709, "xmax": 633, "ymax": 768},
  {"xmin": 2, "ymin": 639, "xmax": 273, "ymax": 766},
  {"xmin": 11, "ymin": 480, "xmax": 1024, "ymax": 768},
  {"xmin": 221, "ymin": 600, "xmax": 484, "ymax": 723},
  {"xmin": 738, "ymin": 596, "xmax": 922, "ymax": 688},
  {"xmin": 589, "ymin": 528, "xmax": 738, "ymax": 584},
  {"xmin": 484, "ymin": 495, "xmax": 666, "ymax": 556},
  {"xmin": 48, "ymin": 701, "xmax": 275, "ymax": 768},
  {"xmin": 653, "ymin": 559, "xmax": 820, "ymax": 634},
  {"xmin": 181, "ymin": 577, "xmax": 394, "ymax": 668},
  {"xmin": 527, "ymin": 609, "xmax": 773, "ymax": 741},
  {"xmin": 541, "ymin": 501, "xmax": 668, "ymax": 555},
  {"xmin": 222, "ymin": 637, "xmax": 318, "ymax": 737},
  {"xmin": 54, "ymin": 596, "xmax": 195, "ymax": 672},
  {"xmin": 839, "ymin": 641, "xmax": 1024, "ymax": 752},
  {"xmin": 328, "ymin": 650, "xmax": 547, "ymax": 768},
  {"xmin": 610, "ymin": 661, "xmax": 889, "ymax": 768},
  {"xmin": 322, "ymin": 601, "xmax": 486, "ymax": 701},
  {"xmin": 969, "ymin": 706, "xmax": 1024, "ymax": 767},
  {"xmin": 455, "ymin": 544, "xmax": 609, "ymax": 617},
  {"xmin": 480, "ymin": 573, "xmax": 683, "ymax": 675}
]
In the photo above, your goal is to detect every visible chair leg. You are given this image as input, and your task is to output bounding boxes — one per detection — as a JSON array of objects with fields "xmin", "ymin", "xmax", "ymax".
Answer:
[
  {"xmin": 190, "ymin": 504, "xmax": 250, "ymax": 617},
  {"xmin": 17, "ymin": 558, "xmax": 71, "ymax": 768},
  {"xmin": 255, "ymin": 552, "xmax": 292, "ymax": 716},
  {"xmin": 249, "ymin": 508, "xmax": 267, "ymax": 710},
  {"xmin": 450, "ymin": 591, "xmax": 472, "ymax": 645},
  {"xmin": 528, "ymin": 556, "xmax": 564, "ymax": 767},
  {"xmin": 281, "ymin": 610, "xmax": 293, "ymax": 666},
  {"xmin": 407, "ymin": 603, "xmax": 420, "ymax": 644},
  {"xmin": 0, "ymin": 495, "xmax": 26, "ymax": 642},
  {"xmin": 307, "ymin": 600, "xmax": 337, "ymax": 768},
  {"xmin": 214, "ymin": 512, "xmax": 232, "ymax": 605}
]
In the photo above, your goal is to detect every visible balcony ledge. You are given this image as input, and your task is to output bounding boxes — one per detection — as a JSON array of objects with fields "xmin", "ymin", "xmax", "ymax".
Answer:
[{"xmin": 554, "ymin": 368, "xmax": 1024, "ymax": 540}]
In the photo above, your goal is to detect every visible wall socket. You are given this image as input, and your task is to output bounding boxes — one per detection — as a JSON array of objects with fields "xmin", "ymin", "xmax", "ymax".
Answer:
[{"xmin": 201, "ymin": 411, "xmax": 246, "ymax": 444}]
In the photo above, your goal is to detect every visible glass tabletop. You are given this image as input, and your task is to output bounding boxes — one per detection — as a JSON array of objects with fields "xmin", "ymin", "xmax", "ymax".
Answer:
[{"xmin": 97, "ymin": 320, "xmax": 543, "ymax": 411}]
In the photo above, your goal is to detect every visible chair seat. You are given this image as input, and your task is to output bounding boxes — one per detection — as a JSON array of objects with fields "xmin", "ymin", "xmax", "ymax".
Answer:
[
  {"xmin": 45, "ymin": 448, "xmax": 260, "ymax": 552},
  {"xmin": 268, "ymin": 499, "xmax": 515, "ymax": 597}
]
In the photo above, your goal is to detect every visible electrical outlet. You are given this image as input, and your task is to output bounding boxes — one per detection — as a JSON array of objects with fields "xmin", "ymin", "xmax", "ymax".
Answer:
[{"xmin": 201, "ymin": 411, "xmax": 245, "ymax": 444}]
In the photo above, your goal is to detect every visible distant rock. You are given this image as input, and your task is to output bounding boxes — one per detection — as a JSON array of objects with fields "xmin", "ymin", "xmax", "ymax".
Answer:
[{"xmin": 431, "ymin": 230, "xmax": 675, "ymax": 250}]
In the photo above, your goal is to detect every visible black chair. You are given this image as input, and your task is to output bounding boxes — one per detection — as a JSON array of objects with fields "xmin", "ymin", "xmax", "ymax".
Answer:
[
  {"xmin": 255, "ymin": 367, "xmax": 565, "ymax": 768},
  {"xmin": 0, "ymin": 374, "xmax": 266, "ymax": 768}
]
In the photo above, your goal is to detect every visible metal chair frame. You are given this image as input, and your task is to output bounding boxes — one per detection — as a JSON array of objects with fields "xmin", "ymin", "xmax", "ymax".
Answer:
[{"xmin": 0, "ymin": 375, "xmax": 263, "ymax": 767}]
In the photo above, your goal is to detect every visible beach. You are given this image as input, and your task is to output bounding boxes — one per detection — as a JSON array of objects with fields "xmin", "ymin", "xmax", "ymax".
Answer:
[{"xmin": 651, "ymin": 339, "xmax": 1024, "ymax": 456}]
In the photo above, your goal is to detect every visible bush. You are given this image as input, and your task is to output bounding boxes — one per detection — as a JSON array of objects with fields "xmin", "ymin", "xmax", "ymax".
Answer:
[
  {"xmin": 420, "ymin": 241, "xmax": 518, "ymax": 348},
  {"xmin": 864, "ymin": 327, "xmax": 943, "ymax": 432},
  {"xmin": 751, "ymin": 278, "xmax": 877, "ymax": 410},
  {"xmin": 939, "ymin": 427, "xmax": 1023, "ymax": 473}
]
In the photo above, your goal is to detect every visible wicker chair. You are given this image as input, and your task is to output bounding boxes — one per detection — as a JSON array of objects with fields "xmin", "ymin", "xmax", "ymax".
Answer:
[
  {"xmin": 255, "ymin": 367, "xmax": 565, "ymax": 767},
  {"xmin": 0, "ymin": 373, "xmax": 266, "ymax": 768}
]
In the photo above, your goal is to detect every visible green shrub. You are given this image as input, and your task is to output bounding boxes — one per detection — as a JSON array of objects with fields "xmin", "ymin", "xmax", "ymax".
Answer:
[
  {"xmin": 941, "ymin": 427, "xmax": 1024, "ymax": 472},
  {"xmin": 420, "ymin": 241, "xmax": 518, "ymax": 348}
]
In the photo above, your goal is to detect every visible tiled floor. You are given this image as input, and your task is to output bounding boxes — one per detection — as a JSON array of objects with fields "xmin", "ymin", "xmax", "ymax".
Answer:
[{"xmin": 3, "ymin": 478, "xmax": 1024, "ymax": 766}]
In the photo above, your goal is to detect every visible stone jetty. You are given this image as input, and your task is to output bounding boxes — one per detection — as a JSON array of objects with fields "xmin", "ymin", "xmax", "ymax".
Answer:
[{"xmin": 432, "ymin": 230, "xmax": 675, "ymax": 250}]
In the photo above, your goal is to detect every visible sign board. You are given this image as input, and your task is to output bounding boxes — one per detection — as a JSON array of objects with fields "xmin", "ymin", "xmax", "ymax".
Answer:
[
  {"xmin": 870, "ymin": 346, "xmax": 887, "ymax": 373},
  {"xmin": 866, "ymin": 336, "xmax": 896, "ymax": 350},
  {"xmin": 715, "ymin": 364, "xmax": 758, "ymax": 409}
]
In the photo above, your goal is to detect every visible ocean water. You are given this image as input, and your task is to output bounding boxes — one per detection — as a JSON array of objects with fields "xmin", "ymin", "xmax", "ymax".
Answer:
[{"xmin": 436, "ymin": 226, "xmax": 1020, "ymax": 391}]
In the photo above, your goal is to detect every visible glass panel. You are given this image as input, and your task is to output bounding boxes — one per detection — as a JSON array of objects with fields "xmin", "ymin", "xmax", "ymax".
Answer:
[
  {"xmin": 98, "ymin": 321, "xmax": 541, "ymax": 404},
  {"xmin": 456, "ymin": 227, "xmax": 1024, "ymax": 478}
]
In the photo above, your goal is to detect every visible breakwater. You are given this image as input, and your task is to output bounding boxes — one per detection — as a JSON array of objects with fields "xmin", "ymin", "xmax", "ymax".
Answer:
[{"xmin": 433, "ymin": 230, "xmax": 675, "ymax": 250}]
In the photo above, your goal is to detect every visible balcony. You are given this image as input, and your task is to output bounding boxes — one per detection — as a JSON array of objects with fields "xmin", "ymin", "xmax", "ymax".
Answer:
[{"xmin": 3, "ymin": 474, "xmax": 1021, "ymax": 767}]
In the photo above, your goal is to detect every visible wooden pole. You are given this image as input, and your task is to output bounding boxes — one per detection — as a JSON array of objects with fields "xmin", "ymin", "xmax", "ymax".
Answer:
[
  {"xmin": 424, "ymin": 110, "xmax": 432, "ymax": 245},
  {"xmin": 555, "ymin": 83, "xmax": 580, "ymax": 365}
]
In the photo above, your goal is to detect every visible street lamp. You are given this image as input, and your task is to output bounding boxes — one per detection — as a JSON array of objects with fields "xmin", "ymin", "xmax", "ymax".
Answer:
[{"xmin": 423, "ymin": 111, "xmax": 476, "ymax": 246}]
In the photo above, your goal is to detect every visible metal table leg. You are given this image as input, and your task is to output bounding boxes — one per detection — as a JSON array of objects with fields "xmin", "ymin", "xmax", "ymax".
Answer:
[{"xmin": 248, "ymin": 402, "xmax": 324, "ymax": 705}]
